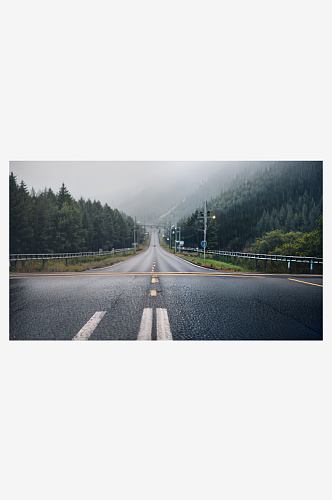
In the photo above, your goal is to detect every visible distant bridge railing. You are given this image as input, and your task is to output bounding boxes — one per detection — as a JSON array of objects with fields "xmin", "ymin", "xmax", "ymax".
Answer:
[
  {"xmin": 10, "ymin": 248, "xmax": 133, "ymax": 268},
  {"xmin": 182, "ymin": 247, "xmax": 323, "ymax": 270}
]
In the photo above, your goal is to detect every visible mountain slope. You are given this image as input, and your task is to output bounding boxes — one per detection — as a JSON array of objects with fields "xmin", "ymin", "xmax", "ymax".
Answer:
[
  {"xmin": 179, "ymin": 161, "xmax": 323, "ymax": 251},
  {"xmin": 118, "ymin": 161, "xmax": 267, "ymax": 223}
]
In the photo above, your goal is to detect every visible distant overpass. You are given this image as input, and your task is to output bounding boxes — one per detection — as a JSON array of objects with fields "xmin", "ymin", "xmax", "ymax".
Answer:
[{"xmin": 145, "ymin": 221, "xmax": 166, "ymax": 229}]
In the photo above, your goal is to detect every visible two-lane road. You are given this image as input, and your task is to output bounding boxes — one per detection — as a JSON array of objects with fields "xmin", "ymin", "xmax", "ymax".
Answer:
[{"xmin": 9, "ymin": 229, "xmax": 323, "ymax": 340}]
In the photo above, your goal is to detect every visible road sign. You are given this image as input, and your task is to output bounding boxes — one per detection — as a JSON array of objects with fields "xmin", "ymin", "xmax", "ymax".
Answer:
[
  {"xmin": 201, "ymin": 241, "xmax": 207, "ymax": 248},
  {"xmin": 180, "ymin": 241, "xmax": 184, "ymax": 246}
]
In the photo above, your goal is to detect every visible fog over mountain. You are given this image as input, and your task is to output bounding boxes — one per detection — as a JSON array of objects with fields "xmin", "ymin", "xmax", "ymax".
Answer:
[
  {"xmin": 10, "ymin": 161, "xmax": 216, "ymax": 207},
  {"xmin": 117, "ymin": 161, "xmax": 268, "ymax": 223},
  {"xmin": 10, "ymin": 161, "xmax": 267, "ymax": 224}
]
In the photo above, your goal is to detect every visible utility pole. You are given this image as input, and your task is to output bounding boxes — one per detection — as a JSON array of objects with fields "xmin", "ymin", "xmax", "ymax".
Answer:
[
  {"xmin": 134, "ymin": 216, "xmax": 136, "ymax": 253},
  {"xmin": 198, "ymin": 201, "xmax": 216, "ymax": 259},
  {"xmin": 169, "ymin": 221, "xmax": 171, "ymax": 249},
  {"xmin": 203, "ymin": 201, "xmax": 207, "ymax": 259},
  {"xmin": 179, "ymin": 227, "xmax": 181, "ymax": 253}
]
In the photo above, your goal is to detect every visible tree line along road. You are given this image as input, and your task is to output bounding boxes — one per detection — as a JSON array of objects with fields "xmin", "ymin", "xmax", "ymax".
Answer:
[{"xmin": 9, "ymin": 229, "xmax": 323, "ymax": 340}]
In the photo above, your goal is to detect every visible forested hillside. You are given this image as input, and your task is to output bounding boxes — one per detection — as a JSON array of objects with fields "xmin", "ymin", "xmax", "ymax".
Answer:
[
  {"xmin": 159, "ymin": 162, "xmax": 267, "ymax": 223},
  {"xmin": 179, "ymin": 161, "xmax": 323, "ymax": 254},
  {"xmin": 118, "ymin": 162, "xmax": 266, "ymax": 223},
  {"xmin": 9, "ymin": 173, "xmax": 136, "ymax": 254}
]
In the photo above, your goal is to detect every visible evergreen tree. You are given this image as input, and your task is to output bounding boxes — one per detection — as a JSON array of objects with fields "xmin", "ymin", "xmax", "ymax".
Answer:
[
  {"xmin": 285, "ymin": 206, "xmax": 295, "ymax": 232},
  {"xmin": 102, "ymin": 204, "xmax": 114, "ymax": 250},
  {"xmin": 9, "ymin": 174, "xmax": 136, "ymax": 255},
  {"xmin": 18, "ymin": 180, "xmax": 34, "ymax": 252},
  {"xmin": 9, "ymin": 172, "xmax": 22, "ymax": 253},
  {"xmin": 57, "ymin": 183, "xmax": 73, "ymax": 207},
  {"xmin": 179, "ymin": 161, "xmax": 322, "ymax": 251}
]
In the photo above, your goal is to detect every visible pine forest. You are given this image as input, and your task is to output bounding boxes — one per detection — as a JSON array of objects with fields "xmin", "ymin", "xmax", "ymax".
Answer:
[
  {"xmin": 9, "ymin": 173, "xmax": 136, "ymax": 254},
  {"xmin": 179, "ymin": 161, "xmax": 322, "ymax": 257}
]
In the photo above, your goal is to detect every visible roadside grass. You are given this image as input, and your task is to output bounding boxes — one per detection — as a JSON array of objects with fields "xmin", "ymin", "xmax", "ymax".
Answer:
[
  {"xmin": 158, "ymin": 234, "xmax": 248, "ymax": 272},
  {"xmin": 178, "ymin": 255, "xmax": 247, "ymax": 272},
  {"xmin": 159, "ymin": 235, "xmax": 322, "ymax": 274},
  {"xmin": 178, "ymin": 252, "xmax": 323, "ymax": 274},
  {"xmin": 10, "ymin": 238, "xmax": 151, "ymax": 273}
]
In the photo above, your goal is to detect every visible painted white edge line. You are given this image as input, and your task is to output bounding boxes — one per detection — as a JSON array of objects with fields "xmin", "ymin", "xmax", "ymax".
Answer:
[
  {"xmin": 159, "ymin": 244, "xmax": 214, "ymax": 271},
  {"xmin": 83, "ymin": 245, "xmax": 151, "ymax": 272},
  {"xmin": 137, "ymin": 308, "xmax": 153, "ymax": 341},
  {"xmin": 73, "ymin": 311, "xmax": 107, "ymax": 340},
  {"xmin": 158, "ymin": 243, "xmax": 270, "ymax": 275},
  {"xmin": 157, "ymin": 308, "xmax": 173, "ymax": 341}
]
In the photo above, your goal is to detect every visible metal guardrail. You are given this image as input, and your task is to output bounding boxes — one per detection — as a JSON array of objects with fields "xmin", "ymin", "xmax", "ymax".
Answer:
[
  {"xmin": 183, "ymin": 247, "xmax": 323, "ymax": 266},
  {"xmin": 10, "ymin": 248, "xmax": 133, "ymax": 262}
]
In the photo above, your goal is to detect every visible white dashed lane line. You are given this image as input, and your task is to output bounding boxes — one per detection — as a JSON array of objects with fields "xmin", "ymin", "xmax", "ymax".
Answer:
[{"xmin": 72, "ymin": 311, "xmax": 107, "ymax": 340}]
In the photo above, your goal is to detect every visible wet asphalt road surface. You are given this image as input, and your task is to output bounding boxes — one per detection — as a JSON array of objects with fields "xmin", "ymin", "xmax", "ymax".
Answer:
[{"xmin": 9, "ymin": 230, "xmax": 323, "ymax": 340}]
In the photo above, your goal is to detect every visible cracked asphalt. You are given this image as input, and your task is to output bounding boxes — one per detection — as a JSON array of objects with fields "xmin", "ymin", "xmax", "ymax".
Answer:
[{"xmin": 9, "ymin": 230, "xmax": 323, "ymax": 340}]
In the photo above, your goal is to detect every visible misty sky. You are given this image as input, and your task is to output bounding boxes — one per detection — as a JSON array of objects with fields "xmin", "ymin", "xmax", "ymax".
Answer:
[{"xmin": 9, "ymin": 161, "xmax": 224, "ymax": 210}]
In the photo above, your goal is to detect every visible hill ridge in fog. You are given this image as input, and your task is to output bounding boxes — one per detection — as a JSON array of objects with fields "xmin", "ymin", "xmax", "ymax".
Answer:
[{"xmin": 117, "ymin": 161, "xmax": 267, "ymax": 223}]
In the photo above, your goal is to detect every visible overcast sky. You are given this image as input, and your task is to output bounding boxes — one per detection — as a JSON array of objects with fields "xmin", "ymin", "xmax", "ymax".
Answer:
[{"xmin": 9, "ymin": 161, "xmax": 223, "ymax": 209}]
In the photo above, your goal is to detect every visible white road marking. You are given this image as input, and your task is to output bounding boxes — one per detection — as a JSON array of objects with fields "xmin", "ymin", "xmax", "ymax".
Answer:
[
  {"xmin": 72, "ymin": 311, "xmax": 107, "ymax": 341},
  {"xmin": 137, "ymin": 308, "xmax": 173, "ymax": 341},
  {"xmin": 137, "ymin": 308, "xmax": 153, "ymax": 340},
  {"xmin": 157, "ymin": 308, "xmax": 173, "ymax": 341}
]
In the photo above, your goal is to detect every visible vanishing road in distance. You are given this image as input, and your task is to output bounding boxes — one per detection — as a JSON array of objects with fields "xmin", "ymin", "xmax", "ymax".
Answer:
[{"xmin": 10, "ymin": 229, "xmax": 323, "ymax": 340}]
